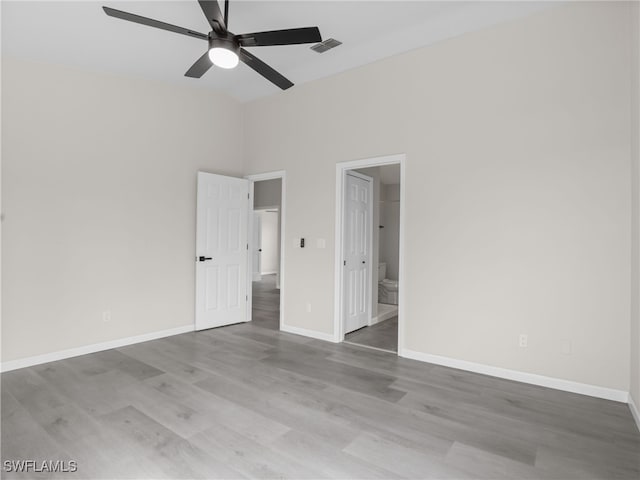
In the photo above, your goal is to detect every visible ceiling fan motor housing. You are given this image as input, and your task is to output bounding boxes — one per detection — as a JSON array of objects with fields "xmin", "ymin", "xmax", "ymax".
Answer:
[{"xmin": 209, "ymin": 34, "xmax": 240, "ymax": 56}]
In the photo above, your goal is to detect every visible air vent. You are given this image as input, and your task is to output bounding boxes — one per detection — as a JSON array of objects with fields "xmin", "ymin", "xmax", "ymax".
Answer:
[{"xmin": 310, "ymin": 38, "xmax": 342, "ymax": 53}]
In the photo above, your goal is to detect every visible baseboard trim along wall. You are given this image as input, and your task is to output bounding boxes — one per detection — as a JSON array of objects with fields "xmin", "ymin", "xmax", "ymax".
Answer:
[
  {"xmin": 280, "ymin": 324, "xmax": 338, "ymax": 343},
  {"xmin": 399, "ymin": 348, "xmax": 629, "ymax": 403},
  {"xmin": 2, "ymin": 321, "xmax": 633, "ymax": 411},
  {"xmin": 629, "ymin": 395, "xmax": 640, "ymax": 433},
  {"xmin": 370, "ymin": 310, "xmax": 398, "ymax": 327},
  {"xmin": 0, "ymin": 325, "xmax": 195, "ymax": 373}
]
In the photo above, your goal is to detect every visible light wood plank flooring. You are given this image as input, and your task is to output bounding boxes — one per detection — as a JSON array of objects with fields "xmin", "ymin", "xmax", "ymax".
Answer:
[
  {"xmin": 345, "ymin": 316, "xmax": 398, "ymax": 353},
  {"xmin": 2, "ymin": 280, "xmax": 639, "ymax": 479},
  {"xmin": 251, "ymin": 274, "xmax": 280, "ymax": 331}
]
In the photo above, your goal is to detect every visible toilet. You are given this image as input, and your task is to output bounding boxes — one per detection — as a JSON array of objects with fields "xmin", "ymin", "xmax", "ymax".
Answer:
[{"xmin": 378, "ymin": 262, "xmax": 399, "ymax": 305}]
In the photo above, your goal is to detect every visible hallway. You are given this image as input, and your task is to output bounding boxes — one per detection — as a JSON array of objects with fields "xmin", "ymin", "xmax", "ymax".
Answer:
[{"xmin": 252, "ymin": 274, "xmax": 279, "ymax": 331}]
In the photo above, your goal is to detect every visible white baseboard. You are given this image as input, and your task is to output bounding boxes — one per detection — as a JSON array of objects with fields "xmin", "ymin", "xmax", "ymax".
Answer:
[
  {"xmin": 370, "ymin": 309, "xmax": 397, "ymax": 326},
  {"xmin": 399, "ymin": 348, "xmax": 629, "ymax": 403},
  {"xmin": 629, "ymin": 395, "xmax": 640, "ymax": 433},
  {"xmin": 261, "ymin": 271, "xmax": 277, "ymax": 275},
  {"xmin": 280, "ymin": 324, "xmax": 338, "ymax": 343},
  {"xmin": 1, "ymin": 325, "xmax": 194, "ymax": 373}
]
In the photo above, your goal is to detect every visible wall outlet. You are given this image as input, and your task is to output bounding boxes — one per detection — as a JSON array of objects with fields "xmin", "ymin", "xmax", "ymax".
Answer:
[
  {"xmin": 519, "ymin": 334, "xmax": 528, "ymax": 348},
  {"xmin": 102, "ymin": 310, "xmax": 111, "ymax": 322},
  {"xmin": 306, "ymin": 303, "xmax": 312, "ymax": 313}
]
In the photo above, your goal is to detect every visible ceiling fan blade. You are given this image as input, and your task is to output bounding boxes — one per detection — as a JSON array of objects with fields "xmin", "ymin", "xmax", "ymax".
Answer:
[
  {"xmin": 237, "ymin": 27, "xmax": 321, "ymax": 47},
  {"xmin": 102, "ymin": 7, "xmax": 208, "ymax": 40},
  {"xmin": 198, "ymin": 0, "xmax": 226, "ymax": 34},
  {"xmin": 185, "ymin": 51, "xmax": 213, "ymax": 78},
  {"xmin": 239, "ymin": 49, "xmax": 293, "ymax": 90}
]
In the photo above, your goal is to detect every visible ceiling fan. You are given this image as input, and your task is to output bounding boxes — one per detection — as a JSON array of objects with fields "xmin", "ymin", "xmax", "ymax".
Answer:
[{"xmin": 102, "ymin": 0, "xmax": 322, "ymax": 90}]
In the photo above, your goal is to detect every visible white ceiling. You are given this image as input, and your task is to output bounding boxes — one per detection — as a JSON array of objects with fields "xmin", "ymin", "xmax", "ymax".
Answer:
[{"xmin": 2, "ymin": 1, "xmax": 552, "ymax": 102}]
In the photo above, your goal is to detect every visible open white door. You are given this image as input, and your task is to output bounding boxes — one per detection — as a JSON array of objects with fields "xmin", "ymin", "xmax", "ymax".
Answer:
[
  {"xmin": 196, "ymin": 172, "xmax": 249, "ymax": 331},
  {"xmin": 343, "ymin": 172, "xmax": 372, "ymax": 334}
]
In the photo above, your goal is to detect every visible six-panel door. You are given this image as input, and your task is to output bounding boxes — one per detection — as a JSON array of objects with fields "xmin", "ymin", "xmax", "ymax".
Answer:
[{"xmin": 195, "ymin": 172, "xmax": 249, "ymax": 330}]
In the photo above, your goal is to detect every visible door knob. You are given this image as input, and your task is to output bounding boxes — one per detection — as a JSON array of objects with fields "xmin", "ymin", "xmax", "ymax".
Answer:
[
  {"xmin": 198, "ymin": 256, "xmax": 212, "ymax": 262},
  {"xmin": 362, "ymin": 261, "xmax": 366, "ymax": 264}
]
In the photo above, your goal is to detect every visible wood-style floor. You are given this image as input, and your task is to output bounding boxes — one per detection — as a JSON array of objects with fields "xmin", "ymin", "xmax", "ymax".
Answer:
[
  {"xmin": 2, "ymin": 277, "xmax": 639, "ymax": 479},
  {"xmin": 345, "ymin": 316, "xmax": 398, "ymax": 353}
]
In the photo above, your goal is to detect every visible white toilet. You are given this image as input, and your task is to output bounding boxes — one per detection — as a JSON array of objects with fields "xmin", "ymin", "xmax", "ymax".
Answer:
[{"xmin": 378, "ymin": 262, "xmax": 399, "ymax": 305}]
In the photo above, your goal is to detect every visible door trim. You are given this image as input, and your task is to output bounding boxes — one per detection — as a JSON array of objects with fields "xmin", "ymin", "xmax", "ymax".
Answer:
[
  {"xmin": 245, "ymin": 171, "xmax": 286, "ymax": 331},
  {"xmin": 334, "ymin": 154, "xmax": 406, "ymax": 353},
  {"xmin": 342, "ymin": 170, "xmax": 373, "ymax": 335}
]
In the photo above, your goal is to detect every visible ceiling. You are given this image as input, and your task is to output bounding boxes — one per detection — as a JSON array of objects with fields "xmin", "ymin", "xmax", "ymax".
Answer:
[{"xmin": 2, "ymin": 1, "xmax": 552, "ymax": 102}]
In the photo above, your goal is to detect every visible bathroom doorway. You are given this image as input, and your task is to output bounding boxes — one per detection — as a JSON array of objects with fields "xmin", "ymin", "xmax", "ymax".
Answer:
[{"xmin": 335, "ymin": 155, "xmax": 404, "ymax": 354}]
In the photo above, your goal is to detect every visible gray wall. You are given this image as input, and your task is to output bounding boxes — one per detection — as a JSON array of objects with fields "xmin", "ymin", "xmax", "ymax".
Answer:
[
  {"xmin": 630, "ymin": 1, "xmax": 640, "ymax": 413},
  {"xmin": 2, "ymin": 56, "xmax": 244, "ymax": 362},
  {"xmin": 244, "ymin": 3, "xmax": 632, "ymax": 392}
]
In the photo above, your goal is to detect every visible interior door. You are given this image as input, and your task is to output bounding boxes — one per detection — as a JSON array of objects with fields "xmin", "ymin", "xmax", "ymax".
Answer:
[
  {"xmin": 343, "ymin": 172, "xmax": 372, "ymax": 334},
  {"xmin": 252, "ymin": 212, "xmax": 262, "ymax": 281},
  {"xmin": 195, "ymin": 172, "xmax": 249, "ymax": 331}
]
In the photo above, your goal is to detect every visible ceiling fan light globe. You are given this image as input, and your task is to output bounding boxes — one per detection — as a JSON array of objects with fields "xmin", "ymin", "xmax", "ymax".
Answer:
[{"xmin": 209, "ymin": 47, "xmax": 239, "ymax": 69}]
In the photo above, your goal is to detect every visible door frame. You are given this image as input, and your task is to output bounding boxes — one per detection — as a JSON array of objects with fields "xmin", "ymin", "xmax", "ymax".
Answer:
[
  {"xmin": 245, "ymin": 171, "xmax": 286, "ymax": 331},
  {"xmin": 341, "ymin": 170, "xmax": 374, "ymax": 335},
  {"xmin": 334, "ymin": 154, "xmax": 406, "ymax": 353}
]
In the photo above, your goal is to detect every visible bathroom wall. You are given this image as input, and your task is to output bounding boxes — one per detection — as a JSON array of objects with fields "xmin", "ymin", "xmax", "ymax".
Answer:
[{"xmin": 380, "ymin": 183, "xmax": 401, "ymax": 280}]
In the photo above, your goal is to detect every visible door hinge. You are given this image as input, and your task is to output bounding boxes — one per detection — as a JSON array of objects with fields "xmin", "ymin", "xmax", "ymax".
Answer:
[
  {"xmin": 246, "ymin": 295, "xmax": 248, "ymax": 301},
  {"xmin": 343, "ymin": 260, "xmax": 346, "ymax": 266},
  {"xmin": 248, "ymin": 193, "xmax": 250, "ymax": 199},
  {"xmin": 247, "ymin": 243, "xmax": 249, "ymax": 250}
]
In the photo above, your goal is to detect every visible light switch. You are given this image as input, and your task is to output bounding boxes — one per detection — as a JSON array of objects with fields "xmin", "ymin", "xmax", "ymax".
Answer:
[{"xmin": 316, "ymin": 238, "xmax": 326, "ymax": 249}]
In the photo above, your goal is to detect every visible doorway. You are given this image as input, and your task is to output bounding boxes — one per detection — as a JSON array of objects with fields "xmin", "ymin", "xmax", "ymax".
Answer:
[
  {"xmin": 334, "ymin": 155, "xmax": 405, "ymax": 354},
  {"xmin": 247, "ymin": 172, "xmax": 285, "ymax": 332}
]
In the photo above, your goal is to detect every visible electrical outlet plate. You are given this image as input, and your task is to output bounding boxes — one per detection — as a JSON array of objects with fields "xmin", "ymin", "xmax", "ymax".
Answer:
[{"xmin": 519, "ymin": 334, "xmax": 528, "ymax": 348}]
